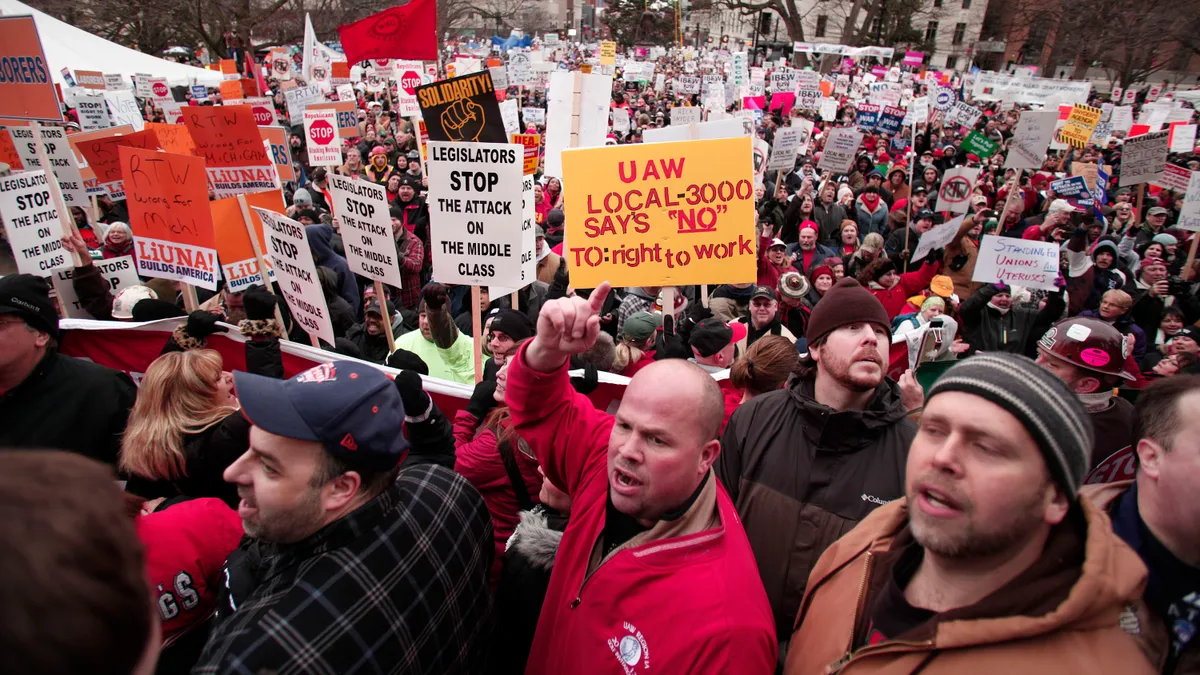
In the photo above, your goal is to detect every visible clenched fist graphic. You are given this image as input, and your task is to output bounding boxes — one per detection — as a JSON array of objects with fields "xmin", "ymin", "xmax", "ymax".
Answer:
[{"xmin": 441, "ymin": 98, "xmax": 487, "ymax": 141}]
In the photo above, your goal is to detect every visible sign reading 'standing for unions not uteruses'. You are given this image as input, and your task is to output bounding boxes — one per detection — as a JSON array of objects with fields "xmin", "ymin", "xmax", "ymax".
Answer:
[{"xmin": 561, "ymin": 137, "xmax": 757, "ymax": 288}]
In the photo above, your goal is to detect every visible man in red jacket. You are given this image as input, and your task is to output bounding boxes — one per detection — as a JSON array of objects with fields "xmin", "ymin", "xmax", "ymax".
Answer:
[{"xmin": 506, "ymin": 282, "xmax": 778, "ymax": 674}]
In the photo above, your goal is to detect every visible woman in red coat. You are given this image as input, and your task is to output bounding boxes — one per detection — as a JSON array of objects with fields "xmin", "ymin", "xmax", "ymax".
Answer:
[{"xmin": 860, "ymin": 256, "xmax": 942, "ymax": 319}]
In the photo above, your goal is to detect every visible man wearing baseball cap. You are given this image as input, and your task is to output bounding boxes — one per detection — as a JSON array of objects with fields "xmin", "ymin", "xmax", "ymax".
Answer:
[
  {"xmin": 0, "ymin": 274, "xmax": 136, "ymax": 465},
  {"xmin": 786, "ymin": 354, "xmax": 1153, "ymax": 674},
  {"xmin": 689, "ymin": 317, "xmax": 748, "ymax": 374},
  {"xmin": 1135, "ymin": 206, "xmax": 1172, "ymax": 250},
  {"xmin": 719, "ymin": 278, "xmax": 917, "ymax": 653},
  {"xmin": 732, "ymin": 285, "xmax": 798, "ymax": 354},
  {"xmin": 194, "ymin": 360, "xmax": 493, "ymax": 674}
]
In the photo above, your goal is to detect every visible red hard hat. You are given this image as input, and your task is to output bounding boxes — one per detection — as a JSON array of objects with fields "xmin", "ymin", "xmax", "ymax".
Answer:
[{"xmin": 1037, "ymin": 317, "xmax": 1135, "ymax": 381}]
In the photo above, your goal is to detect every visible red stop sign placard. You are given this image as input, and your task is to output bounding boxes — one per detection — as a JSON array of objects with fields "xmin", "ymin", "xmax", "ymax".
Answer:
[
  {"xmin": 251, "ymin": 105, "xmax": 274, "ymax": 126},
  {"xmin": 400, "ymin": 70, "xmax": 421, "ymax": 96},
  {"xmin": 309, "ymin": 119, "xmax": 335, "ymax": 145},
  {"xmin": 152, "ymin": 82, "xmax": 169, "ymax": 97}
]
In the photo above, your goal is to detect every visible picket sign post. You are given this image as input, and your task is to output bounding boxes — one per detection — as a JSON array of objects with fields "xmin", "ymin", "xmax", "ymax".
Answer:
[
  {"xmin": 903, "ymin": 119, "xmax": 919, "ymax": 253},
  {"xmin": 511, "ymin": 290, "xmax": 519, "ymax": 309},
  {"xmin": 181, "ymin": 285, "xmax": 199, "ymax": 313},
  {"xmin": 1135, "ymin": 183, "xmax": 1146, "ymax": 226},
  {"xmin": 690, "ymin": 123, "xmax": 710, "ymax": 308},
  {"xmin": 1184, "ymin": 233, "xmax": 1200, "ymax": 282},
  {"xmin": 235, "ymin": 194, "xmax": 290, "ymax": 339},
  {"xmin": 372, "ymin": 278, "xmax": 396, "ymax": 353},
  {"xmin": 471, "ymin": 285, "xmax": 484, "ymax": 383},
  {"xmin": 28, "ymin": 121, "xmax": 84, "ymax": 269},
  {"xmin": 90, "ymin": 194, "xmax": 100, "ymax": 224},
  {"xmin": 661, "ymin": 287, "xmax": 676, "ymax": 336},
  {"xmin": 998, "ymin": 170, "xmax": 1025, "ymax": 232}
]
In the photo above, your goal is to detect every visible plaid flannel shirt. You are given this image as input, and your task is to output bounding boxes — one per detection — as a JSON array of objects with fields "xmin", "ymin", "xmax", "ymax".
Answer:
[{"xmin": 193, "ymin": 463, "xmax": 494, "ymax": 675}]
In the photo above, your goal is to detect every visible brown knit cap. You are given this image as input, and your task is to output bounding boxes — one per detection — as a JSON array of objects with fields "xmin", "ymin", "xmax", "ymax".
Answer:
[{"xmin": 805, "ymin": 278, "xmax": 891, "ymax": 346}]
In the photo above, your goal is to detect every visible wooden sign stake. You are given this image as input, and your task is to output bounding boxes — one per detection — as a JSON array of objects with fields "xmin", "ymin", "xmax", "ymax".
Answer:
[{"xmin": 235, "ymin": 194, "xmax": 289, "ymax": 339}]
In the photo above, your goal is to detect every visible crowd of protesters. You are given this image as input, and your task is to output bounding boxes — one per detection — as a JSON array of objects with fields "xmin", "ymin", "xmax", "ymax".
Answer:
[{"xmin": 1, "ymin": 34, "xmax": 1199, "ymax": 675}]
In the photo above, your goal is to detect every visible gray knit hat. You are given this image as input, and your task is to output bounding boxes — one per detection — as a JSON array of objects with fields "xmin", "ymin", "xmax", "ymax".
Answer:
[{"xmin": 927, "ymin": 353, "xmax": 1093, "ymax": 495}]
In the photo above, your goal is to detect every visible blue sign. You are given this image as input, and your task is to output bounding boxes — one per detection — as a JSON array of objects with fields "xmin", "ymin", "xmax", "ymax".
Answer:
[
  {"xmin": 1049, "ymin": 176, "xmax": 1089, "ymax": 198},
  {"xmin": 934, "ymin": 87, "xmax": 956, "ymax": 111},
  {"xmin": 191, "ymin": 84, "xmax": 208, "ymax": 100},
  {"xmin": 856, "ymin": 104, "xmax": 880, "ymax": 132},
  {"xmin": 876, "ymin": 109, "xmax": 904, "ymax": 135}
]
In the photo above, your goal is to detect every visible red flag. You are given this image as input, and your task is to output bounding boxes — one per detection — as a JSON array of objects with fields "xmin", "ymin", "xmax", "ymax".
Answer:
[
  {"xmin": 246, "ymin": 51, "xmax": 268, "ymax": 98},
  {"xmin": 337, "ymin": 0, "xmax": 437, "ymax": 65}
]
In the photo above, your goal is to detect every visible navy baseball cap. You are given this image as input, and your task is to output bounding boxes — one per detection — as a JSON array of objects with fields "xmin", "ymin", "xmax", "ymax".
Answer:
[{"xmin": 235, "ymin": 361, "xmax": 408, "ymax": 471}]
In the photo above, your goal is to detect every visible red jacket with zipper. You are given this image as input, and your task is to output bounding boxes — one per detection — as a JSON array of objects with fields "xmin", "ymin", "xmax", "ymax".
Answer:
[{"xmin": 506, "ymin": 343, "xmax": 777, "ymax": 675}]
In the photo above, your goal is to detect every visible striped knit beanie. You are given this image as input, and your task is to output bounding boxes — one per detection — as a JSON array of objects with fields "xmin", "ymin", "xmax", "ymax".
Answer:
[{"xmin": 927, "ymin": 353, "xmax": 1093, "ymax": 495}]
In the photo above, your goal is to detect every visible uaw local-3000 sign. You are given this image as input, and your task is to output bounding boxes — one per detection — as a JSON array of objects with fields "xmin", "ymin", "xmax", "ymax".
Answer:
[{"xmin": 561, "ymin": 137, "xmax": 757, "ymax": 288}]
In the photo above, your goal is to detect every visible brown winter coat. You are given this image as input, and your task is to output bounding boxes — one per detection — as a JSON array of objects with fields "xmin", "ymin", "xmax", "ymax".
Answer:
[
  {"xmin": 1082, "ymin": 480, "xmax": 1200, "ymax": 674},
  {"xmin": 717, "ymin": 375, "xmax": 916, "ymax": 640},
  {"xmin": 784, "ymin": 497, "xmax": 1154, "ymax": 674}
]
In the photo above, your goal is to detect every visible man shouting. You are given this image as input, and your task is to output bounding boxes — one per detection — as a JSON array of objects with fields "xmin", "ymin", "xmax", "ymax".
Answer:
[{"xmin": 505, "ymin": 282, "xmax": 777, "ymax": 674}]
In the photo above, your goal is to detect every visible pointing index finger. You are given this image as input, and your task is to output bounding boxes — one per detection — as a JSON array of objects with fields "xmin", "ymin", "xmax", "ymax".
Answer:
[{"xmin": 588, "ymin": 281, "xmax": 612, "ymax": 315}]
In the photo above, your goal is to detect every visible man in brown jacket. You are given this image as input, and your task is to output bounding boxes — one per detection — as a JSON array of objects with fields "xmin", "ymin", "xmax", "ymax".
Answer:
[
  {"xmin": 1082, "ymin": 376, "xmax": 1200, "ymax": 674},
  {"xmin": 786, "ymin": 353, "xmax": 1154, "ymax": 674}
]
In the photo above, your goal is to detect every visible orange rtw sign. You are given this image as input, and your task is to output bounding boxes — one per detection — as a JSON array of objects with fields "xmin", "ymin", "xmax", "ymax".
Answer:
[
  {"xmin": 0, "ymin": 16, "xmax": 64, "ymax": 122},
  {"xmin": 220, "ymin": 80, "xmax": 244, "ymax": 101},
  {"xmin": 145, "ymin": 122, "xmax": 196, "ymax": 157},
  {"xmin": 119, "ymin": 146, "xmax": 219, "ymax": 290},
  {"xmin": 75, "ymin": 129, "xmax": 162, "ymax": 199},
  {"xmin": 181, "ymin": 104, "xmax": 274, "ymax": 197}
]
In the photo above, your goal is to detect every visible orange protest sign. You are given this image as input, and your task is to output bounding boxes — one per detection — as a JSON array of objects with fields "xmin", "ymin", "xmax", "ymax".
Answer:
[
  {"xmin": 66, "ymin": 125, "xmax": 136, "ymax": 180},
  {"xmin": 240, "ymin": 77, "xmax": 259, "ymax": 97},
  {"xmin": 119, "ymin": 146, "xmax": 218, "ymax": 289},
  {"xmin": 75, "ymin": 129, "xmax": 161, "ymax": 197},
  {"xmin": 258, "ymin": 126, "xmax": 295, "ymax": 181},
  {"xmin": 0, "ymin": 128, "xmax": 25, "ymax": 170},
  {"xmin": 74, "ymin": 70, "xmax": 106, "ymax": 89},
  {"xmin": 819, "ymin": 81, "xmax": 833, "ymax": 97},
  {"xmin": 219, "ymin": 59, "xmax": 238, "ymax": 76},
  {"xmin": 512, "ymin": 133, "xmax": 540, "ymax": 174},
  {"xmin": 145, "ymin": 122, "xmax": 196, "ymax": 156},
  {"xmin": 210, "ymin": 190, "xmax": 285, "ymax": 292},
  {"xmin": 0, "ymin": 16, "xmax": 64, "ymax": 122},
  {"xmin": 332, "ymin": 62, "xmax": 350, "ymax": 81},
  {"xmin": 220, "ymin": 80, "xmax": 245, "ymax": 101},
  {"xmin": 181, "ymin": 105, "xmax": 273, "ymax": 197}
]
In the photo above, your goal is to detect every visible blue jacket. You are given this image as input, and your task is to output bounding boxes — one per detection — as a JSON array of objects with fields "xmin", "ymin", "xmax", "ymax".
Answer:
[{"xmin": 305, "ymin": 224, "xmax": 360, "ymax": 312}]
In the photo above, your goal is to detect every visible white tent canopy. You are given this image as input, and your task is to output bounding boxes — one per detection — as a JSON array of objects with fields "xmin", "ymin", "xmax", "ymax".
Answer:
[{"xmin": 0, "ymin": 0, "xmax": 224, "ymax": 87}]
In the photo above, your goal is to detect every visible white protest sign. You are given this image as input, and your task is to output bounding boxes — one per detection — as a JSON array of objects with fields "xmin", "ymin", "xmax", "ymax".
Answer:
[
  {"xmin": 766, "ymin": 127, "xmax": 801, "ymax": 172},
  {"xmin": 818, "ymin": 127, "xmax": 862, "ymax": 173},
  {"xmin": 1005, "ymin": 110, "xmax": 1059, "ymax": 170},
  {"xmin": 796, "ymin": 87, "xmax": 821, "ymax": 111},
  {"xmin": 499, "ymin": 99, "xmax": 520, "ymax": 136},
  {"xmin": 522, "ymin": 107, "xmax": 546, "ymax": 126},
  {"xmin": 971, "ymin": 72, "xmax": 1091, "ymax": 106},
  {"xmin": 938, "ymin": 166, "xmax": 980, "ymax": 215},
  {"xmin": 253, "ymin": 207, "xmax": 336, "ymax": 345},
  {"xmin": 972, "ymin": 235, "xmax": 1063, "ymax": 290},
  {"xmin": 904, "ymin": 96, "xmax": 929, "ymax": 125},
  {"xmin": 304, "ymin": 109, "xmax": 342, "ymax": 167},
  {"xmin": 10, "ymin": 126, "xmax": 88, "ymax": 209},
  {"xmin": 284, "ymin": 84, "xmax": 324, "ymax": 126},
  {"xmin": 945, "ymin": 101, "xmax": 982, "ymax": 128},
  {"xmin": 76, "ymin": 91, "xmax": 112, "ymax": 130},
  {"xmin": 793, "ymin": 117, "xmax": 815, "ymax": 155},
  {"xmin": 159, "ymin": 102, "xmax": 184, "ymax": 125},
  {"xmin": 671, "ymin": 106, "xmax": 702, "ymax": 126},
  {"xmin": 103, "ymin": 74, "xmax": 127, "ymax": 91},
  {"xmin": 676, "ymin": 76, "xmax": 701, "ymax": 94},
  {"xmin": 1170, "ymin": 124, "xmax": 1196, "ymax": 153},
  {"xmin": 819, "ymin": 98, "xmax": 839, "ymax": 122},
  {"xmin": 489, "ymin": 174, "xmax": 537, "ymax": 297},
  {"xmin": 327, "ymin": 174, "xmax": 404, "ymax": 289},
  {"xmin": 1109, "ymin": 106, "xmax": 1134, "ymax": 133},
  {"xmin": 489, "ymin": 65, "xmax": 509, "ymax": 91},
  {"xmin": 52, "ymin": 256, "xmax": 140, "ymax": 318},
  {"xmin": 426, "ymin": 141, "xmax": 527, "ymax": 287},
  {"xmin": 508, "ymin": 52, "xmax": 533, "ymax": 87},
  {"xmin": 0, "ymin": 171, "xmax": 69, "ymax": 276},
  {"xmin": 1178, "ymin": 170, "xmax": 1200, "ymax": 232},
  {"xmin": 103, "ymin": 90, "xmax": 145, "ymax": 131},
  {"xmin": 1119, "ymin": 131, "xmax": 1170, "ymax": 187},
  {"xmin": 147, "ymin": 77, "xmax": 172, "ymax": 102},
  {"xmin": 612, "ymin": 107, "xmax": 630, "ymax": 133},
  {"xmin": 911, "ymin": 214, "xmax": 964, "ymax": 263},
  {"xmin": 134, "ymin": 73, "xmax": 153, "ymax": 98},
  {"xmin": 642, "ymin": 117, "xmax": 750, "ymax": 144},
  {"xmin": 770, "ymin": 69, "xmax": 796, "ymax": 93}
]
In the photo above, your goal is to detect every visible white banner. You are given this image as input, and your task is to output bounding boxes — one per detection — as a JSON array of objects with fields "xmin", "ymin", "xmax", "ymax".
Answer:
[
  {"xmin": 426, "ymin": 142, "xmax": 527, "ymax": 287},
  {"xmin": 972, "ymin": 72, "xmax": 1091, "ymax": 106},
  {"xmin": 327, "ymin": 175, "xmax": 405, "ymax": 289}
]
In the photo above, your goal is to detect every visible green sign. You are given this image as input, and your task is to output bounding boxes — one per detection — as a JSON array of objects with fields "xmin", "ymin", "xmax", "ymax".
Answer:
[{"xmin": 961, "ymin": 131, "xmax": 999, "ymax": 158}]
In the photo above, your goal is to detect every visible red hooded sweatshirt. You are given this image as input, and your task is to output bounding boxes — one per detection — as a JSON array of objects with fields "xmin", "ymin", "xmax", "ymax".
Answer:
[{"xmin": 506, "ymin": 344, "xmax": 777, "ymax": 675}]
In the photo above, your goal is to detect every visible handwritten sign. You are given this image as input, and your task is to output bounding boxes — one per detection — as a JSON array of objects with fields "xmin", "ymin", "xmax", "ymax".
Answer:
[
  {"xmin": 119, "ymin": 146, "xmax": 218, "ymax": 290},
  {"xmin": 561, "ymin": 137, "xmax": 756, "ymax": 288},
  {"xmin": 1005, "ymin": 110, "xmax": 1058, "ymax": 170},
  {"xmin": 971, "ymin": 235, "xmax": 1061, "ymax": 290},
  {"xmin": 182, "ymin": 105, "xmax": 274, "ymax": 198},
  {"xmin": 74, "ymin": 129, "xmax": 161, "ymax": 200},
  {"xmin": 911, "ymin": 215, "xmax": 964, "ymax": 263},
  {"xmin": 145, "ymin": 122, "xmax": 196, "ymax": 157}
]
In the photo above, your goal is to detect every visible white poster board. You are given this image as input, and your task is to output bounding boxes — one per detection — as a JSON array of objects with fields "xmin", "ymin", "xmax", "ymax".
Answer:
[
  {"xmin": 817, "ymin": 127, "xmax": 862, "ymax": 173},
  {"xmin": 10, "ymin": 126, "xmax": 89, "ymax": 208},
  {"xmin": 426, "ymin": 141, "xmax": 527, "ymax": 287},
  {"xmin": 0, "ymin": 171, "xmax": 70, "ymax": 275},
  {"xmin": 304, "ymin": 109, "xmax": 343, "ymax": 166},
  {"xmin": 911, "ymin": 215, "xmax": 964, "ymax": 262},
  {"xmin": 53, "ymin": 256, "xmax": 140, "ymax": 318},
  {"xmin": 972, "ymin": 235, "xmax": 1062, "ymax": 290},
  {"xmin": 1005, "ymin": 111, "xmax": 1059, "ymax": 171},
  {"xmin": 1119, "ymin": 131, "xmax": 1170, "ymax": 187},
  {"xmin": 327, "ymin": 174, "xmax": 405, "ymax": 289},
  {"xmin": 253, "ymin": 207, "xmax": 337, "ymax": 345}
]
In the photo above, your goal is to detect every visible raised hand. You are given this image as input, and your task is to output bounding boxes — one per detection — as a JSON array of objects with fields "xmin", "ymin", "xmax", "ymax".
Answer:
[{"xmin": 526, "ymin": 282, "xmax": 612, "ymax": 372}]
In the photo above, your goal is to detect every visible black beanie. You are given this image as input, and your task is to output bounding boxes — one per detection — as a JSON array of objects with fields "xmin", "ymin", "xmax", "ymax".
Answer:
[{"xmin": 805, "ymin": 278, "xmax": 890, "ymax": 346}]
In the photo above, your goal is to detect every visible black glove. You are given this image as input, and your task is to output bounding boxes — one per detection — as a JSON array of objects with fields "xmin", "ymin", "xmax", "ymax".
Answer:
[
  {"xmin": 243, "ymin": 285, "xmax": 279, "ymax": 321},
  {"xmin": 465, "ymin": 380, "xmax": 499, "ymax": 422},
  {"xmin": 570, "ymin": 362, "xmax": 599, "ymax": 395},
  {"xmin": 548, "ymin": 258, "xmax": 570, "ymax": 300},
  {"xmin": 393, "ymin": 370, "xmax": 429, "ymax": 417},
  {"xmin": 186, "ymin": 310, "xmax": 226, "ymax": 339}
]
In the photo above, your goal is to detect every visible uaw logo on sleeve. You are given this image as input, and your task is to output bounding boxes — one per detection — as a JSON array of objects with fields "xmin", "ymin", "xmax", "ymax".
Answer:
[{"xmin": 607, "ymin": 621, "xmax": 649, "ymax": 673}]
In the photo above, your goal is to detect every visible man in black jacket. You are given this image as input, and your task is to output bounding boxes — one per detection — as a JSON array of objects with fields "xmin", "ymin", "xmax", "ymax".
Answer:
[
  {"xmin": 0, "ymin": 275, "xmax": 136, "ymax": 465},
  {"xmin": 718, "ymin": 278, "xmax": 917, "ymax": 654},
  {"xmin": 959, "ymin": 282, "xmax": 1066, "ymax": 357}
]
